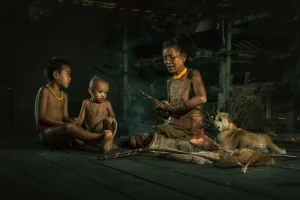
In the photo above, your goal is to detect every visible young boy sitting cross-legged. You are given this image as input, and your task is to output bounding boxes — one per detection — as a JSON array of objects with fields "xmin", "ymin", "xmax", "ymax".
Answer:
[
  {"xmin": 34, "ymin": 57, "xmax": 114, "ymax": 153},
  {"xmin": 76, "ymin": 76, "xmax": 118, "ymax": 148}
]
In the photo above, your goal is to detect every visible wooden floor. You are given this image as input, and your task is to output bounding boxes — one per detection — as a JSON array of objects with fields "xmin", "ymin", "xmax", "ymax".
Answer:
[{"xmin": 0, "ymin": 136, "xmax": 300, "ymax": 200}]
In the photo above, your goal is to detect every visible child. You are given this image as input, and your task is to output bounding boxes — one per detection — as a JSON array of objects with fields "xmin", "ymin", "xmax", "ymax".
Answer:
[
  {"xmin": 76, "ymin": 76, "xmax": 118, "ymax": 147},
  {"xmin": 34, "ymin": 57, "xmax": 114, "ymax": 153}
]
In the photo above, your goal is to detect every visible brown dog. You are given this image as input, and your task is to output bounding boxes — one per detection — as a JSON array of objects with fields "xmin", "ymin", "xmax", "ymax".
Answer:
[{"xmin": 214, "ymin": 112, "xmax": 286, "ymax": 154}]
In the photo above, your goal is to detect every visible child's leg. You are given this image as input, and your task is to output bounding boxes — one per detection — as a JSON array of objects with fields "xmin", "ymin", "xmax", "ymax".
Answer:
[
  {"xmin": 83, "ymin": 130, "xmax": 114, "ymax": 153},
  {"xmin": 103, "ymin": 117, "xmax": 118, "ymax": 148},
  {"xmin": 103, "ymin": 117, "xmax": 117, "ymax": 135},
  {"xmin": 40, "ymin": 123, "xmax": 113, "ymax": 153},
  {"xmin": 40, "ymin": 124, "xmax": 99, "ymax": 141},
  {"xmin": 102, "ymin": 130, "xmax": 114, "ymax": 152}
]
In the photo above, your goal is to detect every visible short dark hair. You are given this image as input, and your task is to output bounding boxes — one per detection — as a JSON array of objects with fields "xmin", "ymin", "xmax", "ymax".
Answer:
[
  {"xmin": 44, "ymin": 57, "xmax": 70, "ymax": 81},
  {"xmin": 162, "ymin": 35, "xmax": 197, "ymax": 58},
  {"xmin": 89, "ymin": 75, "xmax": 109, "ymax": 89},
  {"xmin": 162, "ymin": 37, "xmax": 186, "ymax": 54}
]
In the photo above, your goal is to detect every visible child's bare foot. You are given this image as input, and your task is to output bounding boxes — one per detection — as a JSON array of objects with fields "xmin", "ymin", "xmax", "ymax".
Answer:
[{"xmin": 103, "ymin": 130, "xmax": 113, "ymax": 153}]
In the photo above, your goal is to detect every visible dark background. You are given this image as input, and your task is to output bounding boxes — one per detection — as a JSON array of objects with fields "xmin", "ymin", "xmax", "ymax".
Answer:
[{"xmin": 1, "ymin": 0, "xmax": 300, "ymax": 137}]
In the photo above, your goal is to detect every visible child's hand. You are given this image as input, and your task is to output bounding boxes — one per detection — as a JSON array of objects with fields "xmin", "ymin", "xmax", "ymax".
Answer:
[
  {"xmin": 70, "ymin": 117, "xmax": 79, "ymax": 124},
  {"xmin": 154, "ymin": 100, "xmax": 171, "ymax": 111},
  {"xmin": 94, "ymin": 123, "xmax": 103, "ymax": 133},
  {"xmin": 112, "ymin": 119, "xmax": 117, "ymax": 136},
  {"xmin": 154, "ymin": 100, "xmax": 162, "ymax": 109},
  {"xmin": 159, "ymin": 100, "xmax": 171, "ymax": 111}
]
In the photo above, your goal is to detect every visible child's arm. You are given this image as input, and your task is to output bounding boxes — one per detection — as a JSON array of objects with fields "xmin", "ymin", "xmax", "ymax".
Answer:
[
  {"xmin": 106, "ymin": 101, "xmax": 117, "ymax": 137},
  {"xmin": 63, "ymin": 93, "xmax": 72, "ymax": 122},
  {"xmin": 63, "ymin": 94, "xmax": 79, "ymax": 124},
  {"xmin": 37, "ymin": 87, "xmax": 64, "ymax": 126},
  {"xmin": 107, "ymin": 101, "xmax": 116, "ymax": 118},
  {"xmin": 76, "ymin": 100, "xmax": 87, "ymax": 126}
]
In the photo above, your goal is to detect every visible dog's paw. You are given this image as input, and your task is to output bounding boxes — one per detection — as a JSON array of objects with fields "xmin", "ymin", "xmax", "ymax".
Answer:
[{"xmin": 281, "ymin": 148, "xmax": 287, "ymax": 155}]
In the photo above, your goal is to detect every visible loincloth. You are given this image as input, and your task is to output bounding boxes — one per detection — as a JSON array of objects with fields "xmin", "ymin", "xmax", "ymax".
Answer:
[
  {"xmin": 149, "ymin": 134, "xmax": 275, "ymax": 168},
  {"xmin": 36, "ymin": 124, "xmax": 55, "ymax": 134},
  {"xmin": 126, "ymin": 132, "xmax": 220, "ymax": 164},
  {"xmin": 148, "ymin": 133, "xmax": 205, "ymax": 152},
  {"xmin": 35, "ymin": 124, "xmax": 71, "ymax": 149},
  {"xmin": 165, "ymin": 107, "xmax": 205, "ymax": 139},
  {"xmin": 124, "ymin": 132, "xmax": 277, "ymax": 169},
  {"xmin": 36, "ymin": 124, "xmax": 56, "ymax": 142},
  {"xmin": 128, "ymin": 133, "xmax": 154, "ymax": 149},
  {"xmin": 127, "ymin": 132, "xmax": 201, "ymax": 151},
  {"xmin": 153, "ymin": 122, "xmax": 204, "ymax": 140}
]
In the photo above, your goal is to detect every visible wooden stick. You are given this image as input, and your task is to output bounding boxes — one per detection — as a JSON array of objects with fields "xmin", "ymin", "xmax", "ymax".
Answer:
[
  {"xmin": 97, "ymin": 149, "xmax": 140, "ymax": 160},
  {"xmin": 240, "ymin": 152, "xmax": 298, "ymax": 174},
  {"xmin": 270, "ymin": 154, "xmax": 298, "ymax": 159},
  {"xmin": 97, "ymin": 148, "xmax": 219, "ymax": 160},
  {"xmin": 138, "ymin": 90, "xmax": 160, "ymax": 104},
  {"xmin": 241, "ymin": 151, "xmax": 260, "ymax": 174}
]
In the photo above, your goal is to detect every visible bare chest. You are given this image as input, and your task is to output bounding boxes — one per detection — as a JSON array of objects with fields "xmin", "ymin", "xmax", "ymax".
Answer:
[
  {"xmin": 47, "ymin": 96, "xmax": 65, "ymax": 110},
  {"xmin": 86, "ymin": 102, "xmax": 108, "ymax": 121},
  {"xmin": 169, "ymin": 79, "xmax": 192, "ymax": 104}
]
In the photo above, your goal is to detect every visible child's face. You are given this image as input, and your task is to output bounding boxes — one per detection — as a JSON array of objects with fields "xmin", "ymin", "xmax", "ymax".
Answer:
[
  {"xmin": 54, "ymin": 65, "xmax": 71, "ymax": 88},
  {"xmin": 89, "ymin": 81, "xmax": 109, "ymax": 103}
]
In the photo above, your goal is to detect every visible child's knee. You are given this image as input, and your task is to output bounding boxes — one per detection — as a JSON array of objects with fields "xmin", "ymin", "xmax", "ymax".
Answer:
[
  {"xmin": 104, "ymin": 117, "xmax": 116, "ymax": 130},
  {"xmin": 104, "ymin": 117, "xmax": 114, "ymax": 125},
  {"xmin": 64, "ymin": 123, "xmax": 77, "ymax": 133},
  {"xmin": 103, "ymin": 130, "xmax": 113, "ymax": 139}
]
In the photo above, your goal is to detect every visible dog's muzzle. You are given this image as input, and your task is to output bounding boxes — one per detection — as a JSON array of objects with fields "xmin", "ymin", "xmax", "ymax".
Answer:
[{"xmin": 216, "ymin": 124, "xmax": 223, "ymax": 132}]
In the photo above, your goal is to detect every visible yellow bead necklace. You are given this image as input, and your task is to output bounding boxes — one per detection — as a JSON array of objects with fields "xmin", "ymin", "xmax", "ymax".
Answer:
[
  {"xmin": 173, "ymin": 67, "xmax": 187, "ymax": 80},
  {"xmin": 46, "ymin": 84, "xmax": 63, "ymax": 100}
]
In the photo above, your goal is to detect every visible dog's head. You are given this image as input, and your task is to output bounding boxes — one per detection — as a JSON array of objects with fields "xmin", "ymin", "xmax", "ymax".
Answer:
[{"xmin": 214, "ymin": 112, "xmax": 232, "ymax": 132}]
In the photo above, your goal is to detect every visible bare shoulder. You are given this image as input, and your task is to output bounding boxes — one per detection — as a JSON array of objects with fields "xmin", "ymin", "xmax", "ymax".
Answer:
[
  {"xmin": 188, "ymin": 69, "xmax": 201, "ymax": 79},
  {"xmin": 82, "ymin": 99, "xmax": 89, "ymax": 104},
  {"xmin": 167, "ymin": 77, "xmax": 172, "ymax": 84},
  {"xmin": 103, "ymin": 100, "xmax": 112, "ymax": 107},
  {"xmin": 37, "ymin": 85, "xmax": 49, "ymax": 97},
  {"xmin": 82, "ymin": 99, "xmax": 90, "ymax": 107}
]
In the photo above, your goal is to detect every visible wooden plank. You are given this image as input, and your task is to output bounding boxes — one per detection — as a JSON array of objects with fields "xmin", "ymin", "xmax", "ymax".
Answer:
[
  {"xmin": 233, "ymin": 12, "xmax": 270, "ymax": 25},
  {"xmin": 33, "ymin": 149, "xmax": 199, "ymax": 200},
  {"xmin": 0, "ymin": 150, "xmax": 131, "ymax": 200},
  {"xmin": 248, "ymin": 164, "xmax": 300, "ymax": 179},
  {"xmin": 128, "ymin": 156, "xmax": 276, "ymax": 181},
  {"xmin": 272, "ymin": 163, "xmax": 300, "ymax": 171},
  {"xmin": 0, "ymin": 153, "xmax": 65, "ymax": 200},
  {"xmin": 111, "ymin": 19, "xmax": 216, "ymax": 50},
  {"xmin": 128, "ymin": 155, "xmax": 300, "ymax": 200},
  {"xmin": 270, "ymin": 151, "xmax": 300, "ymax": 171},
  {"xmin": 64, "ymin": 150, "xmax": 270, "ymax": 200}
]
